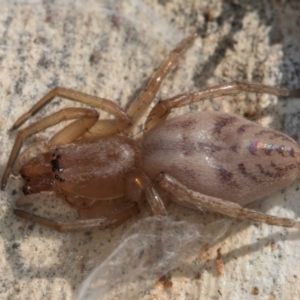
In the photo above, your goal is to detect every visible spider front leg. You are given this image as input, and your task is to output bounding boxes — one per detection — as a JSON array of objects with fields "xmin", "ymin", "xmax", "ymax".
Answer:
[
  {"xmin": 14, "ymin": 200, "xmax": 139, "ymax": 232},
  {"xmin": 157, "ymin": 173, "xmax": 300, "ymax": 228},
  {"xmin": 13, "ymin": 87, "xmax": 131, "ymax": 129},
  {"xmin": 145, "ymin": 81, "xmax": 300, "ymax": 130},
  {"xmin": 1, "ymin": 107, "xmax": 99, "ymax": 189}
]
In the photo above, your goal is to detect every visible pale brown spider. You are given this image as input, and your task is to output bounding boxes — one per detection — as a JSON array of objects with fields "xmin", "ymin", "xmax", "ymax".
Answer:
[{"xmin": 2, "ymin": 33, "xmax": 300, "ymax": 231}]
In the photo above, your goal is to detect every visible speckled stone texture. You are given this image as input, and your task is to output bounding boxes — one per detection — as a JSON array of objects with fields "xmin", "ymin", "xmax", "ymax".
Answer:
[{"xmin": 0, "ymin": 0, "xmax": 300, "ymax": 299}]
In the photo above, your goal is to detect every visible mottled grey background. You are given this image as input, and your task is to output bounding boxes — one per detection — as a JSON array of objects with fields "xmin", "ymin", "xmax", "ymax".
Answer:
[{"xmin": 0, "ymin": 0, "xmax": 300, "ymax": 299}]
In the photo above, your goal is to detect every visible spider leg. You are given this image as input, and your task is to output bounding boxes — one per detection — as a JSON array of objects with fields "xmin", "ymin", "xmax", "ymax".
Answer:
[
  {"xmin": 124, "ymin": 33, "xmax": 198, "ymax": 133},
  {"xmin": 145, "ymin": 81, "xmax": 300, "ymax": 130},
  {"xmin": 12, "ymin": 141, "xmax": 49, "ymax": 175},
  {"xmin": 157, "ymin": 172, "xmax": 300, "ymax": 228},
  {"xmin": 126, "ymin": 169, "xmax": 167, "ymax": 216},
  {"xmin": 82, "ymin": 119, "xmax": 130, "ymax": 138},
  {"xmin": 1, "ymin": 108, "xmax": 98, "ymax": 189},
  {"xmin": 14, "ymin": 201, "xmax": 139, "ymax": 232},
  {"xmin": 12, "ymin": 87, "xmax": 132, "ymax": 129}
]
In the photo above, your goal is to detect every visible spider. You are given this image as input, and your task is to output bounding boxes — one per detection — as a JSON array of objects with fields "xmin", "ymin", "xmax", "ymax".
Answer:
[{"xmin": 2, "ymin": 33, "xmax": 300, "ymax": 231}]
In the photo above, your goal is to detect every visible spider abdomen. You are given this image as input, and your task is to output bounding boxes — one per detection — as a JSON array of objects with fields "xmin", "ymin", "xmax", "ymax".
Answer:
[{"xmin": 141, "ymin": 111, "xmax": 300, "ymax": 206}]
